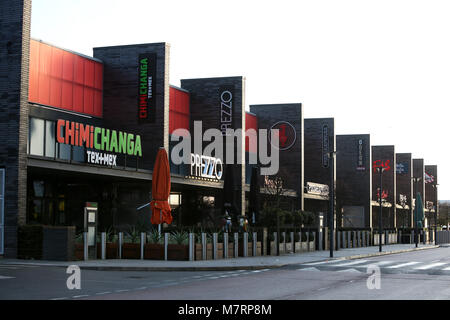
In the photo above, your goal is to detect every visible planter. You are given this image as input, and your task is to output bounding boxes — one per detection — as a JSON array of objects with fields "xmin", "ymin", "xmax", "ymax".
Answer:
[
  {"xmin": 168, "ymin": 244, "xmax": 189, "ymax": 261},
  {"xmin": 270, "ymin": 241, "xmax": 276, "ymax": 255},
  {"xmin": 286, "ymin": 243, "xmax": 293, "ymax": 253},
  {"xmin": 295, "ymin": 242, "xmax": 301, "ymax": 252},
  {"xmin": 216, "ymin": 243, "xmax": 224, "ymax": 259},
  {"xmin": 123, "ymin": 243, "xmax": 140, "ymax": 259},
  {"xmin": 74, "ymin": 243, "xmax": 84, "ymax": 260},
  {"xmin": 144, "ymin": 243, "xmax": 164, "ymax": 260},
  {"xmin": 106, "ymin": 243, "xmax": 119, "ymax": 259},
  {"xmin": 254, "ymin": 241, "xmax": 262, "ymax": 256},
  {"xmin": 279, "ymin": 243, "xmax": 285, "ymax": 254},
  {"xmin": 195, "ymin": 243, "xmax": 203, "ymax": 260},
  {"xmin": 206, "ymin": 243, "xmax": 213, "ymax": 260},
  {"xmin": 227, "ymin": 242, "xmax": 234, "ymax": 258},
  {"xmin": 238, "ymin": 241, "xmax": 253, "ymax": 257},
  {"xmin": 301, "ymin": 242, "xmax": 308, "ymax": 252},
  {"xmin": 309, "ymin": 241, "xmax": 315, "ymax": 251}
]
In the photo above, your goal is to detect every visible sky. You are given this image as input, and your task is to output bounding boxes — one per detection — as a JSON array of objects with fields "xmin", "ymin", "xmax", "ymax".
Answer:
[{"xmin": 30, "ymin": 0, "xmax": 450, "ymax": 199}]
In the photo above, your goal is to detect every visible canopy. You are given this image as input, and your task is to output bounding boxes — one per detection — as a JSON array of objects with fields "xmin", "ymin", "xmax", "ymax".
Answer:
[{"xmin": 150, "ymin": 148, "xmax": 172, "ymax": 225}]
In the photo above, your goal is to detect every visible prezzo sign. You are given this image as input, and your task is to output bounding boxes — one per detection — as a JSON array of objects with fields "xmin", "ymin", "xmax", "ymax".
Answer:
[
  {"xmin": 322, "ymin": 125, "xmax": 329, "ymax": 168},
  {"xmin": 56, "ymin": 120, "xmax": 143, "ymax": 167},
  {"xmin": 306, "ymin": 182, "xmax": 329, "ymax": 196},
  {"xmin": 220, "ymin": 87, "xmax": 233, "ymax": 136},
  {"xmin": 138, "ymin": 53, "xmax": 156, "ymax": 123},
  {"xmin": 356, "ymin": 139, "xmax": 365, "ymax": 171},
  {"xmin": 190, "ymin": 153, "xmax": 223, "ymax": 180}
]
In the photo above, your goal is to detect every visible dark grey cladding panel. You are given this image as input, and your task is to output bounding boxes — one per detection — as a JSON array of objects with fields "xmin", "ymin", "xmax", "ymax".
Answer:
[
  {"xmin": 425, "ymin": 165, "xmax": 437, "ymax": 204},
  {"xmin": 396, "ymin": 153, "xmax": 412, "ymax": 207},
  {"xmin": 336, "ymin": 134, "xmax": 372, "ymax": 226},
  {"xmin": 372, "ymin": 145, "xmax": 396, "ymax": 205},
  {"xmin": 413, "ymin": 159, "xmax": 425, "ymax": 198},
  {"xmin": 304, "ymin": 118, "xmax": 335, "ymax": 186},
  {"xmin": 249, "ymin": 103, "xmax": 303, "ymax": 210},
  {"xmin": 181, "ymin": 77, "xmax": 245, "ymax": 214},
  {"xmin": 93, "ymin": 43, "xmax": 169, "ymax": 170}
]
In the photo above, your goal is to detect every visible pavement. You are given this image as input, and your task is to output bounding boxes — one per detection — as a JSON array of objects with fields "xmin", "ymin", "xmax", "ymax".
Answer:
[{"xmin": 0, "ymin": 243, "xmax": 440, "ymax": 271}]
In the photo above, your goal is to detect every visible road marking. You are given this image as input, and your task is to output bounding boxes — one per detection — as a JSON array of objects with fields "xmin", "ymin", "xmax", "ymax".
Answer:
[
  {"xmin": 441, "ymin": 266, "xmax": 450, "ymax": 271},
  {"xmin": 95, "ymin": 292, "xmax": 111, "ymax": 295},
  {"xmin": 356, "ymin": 261, "xmax": 395, "ymax": 268},
  {"xmin": 0, "ymin": 275, "xmax": 15, "ymax": 279},
  {"xmin": 304, "ymin": 260, "xmax": 339, "ymax": 266},
  {"xmin": 332, "ymin": 260, "xmax": 368, "ymax": 267},
  {"xmin": 50, "ymin": 297, "xmax": 68, "ymax": 300},
  {"xmin": 134, "ymin": 287, "xmax": 147, "ymax": 290},
  {"xmin": 72, "ymin": 295, "xmax": 89, "ymax": 299},
  {"xmin": 386, "ymin": 262, "xmax": 421, "ymax": 269},
  {"xmin": 337, "ymin": 268, "xmax": 363, "ymax": 273},
  {"xmin": 298, "ymin": 267, "xmax": 320, "ymax": 272},
  {"xmin": 0, "ymin": 266, "xmax": 19, "ymax": 270},
  {"xmin": 414, "ymin": 262, "xmax": 447, "ymax": 270}
]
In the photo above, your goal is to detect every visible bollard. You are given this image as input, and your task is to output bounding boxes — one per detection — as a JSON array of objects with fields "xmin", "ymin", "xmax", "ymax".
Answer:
[
  {"xmin": 118, "ymin": 232, "xmax": 123, "ymax": 259},
  {"xmin": 253, "ymin": 232, "xmax": 257, "ymax": 256},
  {"xmin": 224, "ymin": 233, "xmax": 228, "ymax": 259},
  {"xmin": 164, "ymin": 233, "xmax": 169, "ymax": 261},
  {"xmin": 282, "ymin": 231, "xmax": 286, "ymax": 253},
  {"xmin": 298, "ymin": 231, "xmax": 302, "ymax": 253},
  {"xmin": 273, "ymin": 232, "xmax": 278, "ymax": 255},
  {"xmin": 347, "ymin": 231, "xmax": 351, "ymax": 248},
  {"xmin": 83, "ymin": 232, "xmax": 88, "ymax": 261},
  {"xmin": 385, "ymin": 230, "xmax": 389, "ymax": 245},
  {"xmin": 337, "ymin": 231, "xmax": 341, "ymax": 249},
  {"xmin": 140, "ymin": 232, "xmax": 146, "ymax": 260},
  {"xmin": 352, "ymin": 231, "xmax": 355, "ymax": 248},
  {"xmin": 189, "ymin": 233, "xmax": 194, "ymax": 261},
  {"xmin": 213, "ymin": 233, "xmax": 218, "ymax": 260},
  {"xmin": 202, "ymin": 233, "xmax": 207, "ymax": 260},
  {"xmin": 356, "ymin": 231, "xmax": 360, "ymax": 247},
  {"xmin": 362, "ymin": 231, "xmax": 366, "ymax": 247},
  {"xmin": 312, "ymin": 231, "xmax": 316, "ymax": 251},
  {"xmin": 290, "ymin": 232, "xmax": 294, "ymax": 254},
  {"xmin": 318, "ymin": 229, "xmax": 323, "ymax": 251},
  {"xmin": 411, "ymin": 230, "xmax": 414, "ymax": 244},
  {"xmin": 306, "ymin": 231, "xmax": 310, "ymax": 252},
  {"xmin": 101, "ymin": 232, "xmax": 106, "ymax": 260},
  {"xmin": 234, "ymin": 233, "xmax": 239, "ymax": 258},
  {"xmin": 243, "ymin": 232, "xmax": 248, "ymax": 257}
]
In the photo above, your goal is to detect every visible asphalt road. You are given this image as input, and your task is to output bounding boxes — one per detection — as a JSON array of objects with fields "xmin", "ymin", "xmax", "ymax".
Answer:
[{"xmin": 2, "ymin": 247, "xmax": 450, "ymax": 300}]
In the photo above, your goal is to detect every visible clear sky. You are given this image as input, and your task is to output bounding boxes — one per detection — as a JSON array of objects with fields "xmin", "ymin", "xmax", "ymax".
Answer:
[{"xmin": 30, "ymin": 0, "xmax": 450, "ymax": 199}]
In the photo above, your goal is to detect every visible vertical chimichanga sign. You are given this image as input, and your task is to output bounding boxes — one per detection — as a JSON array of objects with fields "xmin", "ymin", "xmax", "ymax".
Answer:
[{"xmin": 138, "ymin": 53, "xmax": 157, "ymax": 123}]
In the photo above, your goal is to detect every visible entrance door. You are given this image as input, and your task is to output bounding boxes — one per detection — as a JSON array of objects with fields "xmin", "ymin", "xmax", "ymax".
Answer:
[{"xmin": 0, "ymin": 169, "xmax": 4, "ymax": 255}]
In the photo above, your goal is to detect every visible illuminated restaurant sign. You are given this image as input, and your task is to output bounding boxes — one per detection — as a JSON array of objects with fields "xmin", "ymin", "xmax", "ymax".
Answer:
[
  {"xmin": 373, "ymin": 159, "xmax": 391, "ymax": 173},
  {"xmin": 306, "ymin": 182, "xmax": 329, "ymax": 196},
  {"xmin": 56, "ymin": 119, "xmax": 142, "ymax": 166},
  {"xmin": 356, "ymin": 139, "xmax": 365, "ymax": 171},
  {"xmin": 190, "ymin": 153, "xmax": 223, "ymax": 180},
  {"xmin": 138, "ymin": 53, "xmax": 156, "ymax": 123},
  {"xmin": 220, "ymin": 87, "xmax": 234, "ymax": 135},
  {"xmin": 322, "ymin": 125, "xmax": 329, "ymax": 168}
]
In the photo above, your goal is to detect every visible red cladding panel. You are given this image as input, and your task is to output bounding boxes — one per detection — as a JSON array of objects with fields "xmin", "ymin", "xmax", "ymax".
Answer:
[
  {"xmin": 28, "ymin": 39, "xmax": 103, "ymax": 117},
  {"xmin": 169, "ymin": 87, "xmax": 190, "ymax": 135},
  {"xmin": 245, "ymin": 112, "xmax": 258, "ymax": 153}
]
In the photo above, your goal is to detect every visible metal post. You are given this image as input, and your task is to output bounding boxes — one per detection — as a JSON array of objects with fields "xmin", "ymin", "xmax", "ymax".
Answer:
[
  {"xmin": 83, "ymin": 232, "xmax": 88, "ymax": 261},
  {"xmin": 306, "ymin": 231, "xmax": 310, "ymax": 251},
  {"xmin": 118, "ymin": 232, "xmax": 123, "ymax": 259},
  {"xmin": 329, "ymin": 151, "xmax": 335, "ymax": 258},
  {"xmin": 290, "ymin": 231, "xmax": 294, "ymax": 254},
  {"xmin": 337, "ymin": 231, "xmax": 341, "ymax": 249},
  {"xmin": 234, "ymin": 233, "xmax": 238, "ymax": 258},
  {"xmin": 312, "ymin": 231, "xmax": 316, "ymax": 251},
  {"xmin": 189, "ymin": 233, "xmax": 194, "ymax": 261},
  {"xmin": 385, "ymin": 230, "xmax": 389, "ymax": 245},
  {"xmin": 164, "ymin": 233, "xmax": 168, "ymax": 261},
  {"xmin": 101, "ymin": 232, "xmax": 106, "ymax": 260},
  {"xmin": 298, "ymin": 231, "xmax": 302, "ymax": 252},
  {"xmin": 379, "ymin": 167, "xmax": 383, "ymax": 252},
  {"xmin": 347, "ymin": 231, "xmax": 351, "ymax": 248},
  {"xmin": 282, "ymin": 231, "xmax": 286, "ymax": 254},
  {"xmin": 224, "ymin": 233, "xmax": 228, "ymax": 259},
  {"xmin": 362, "ymin": 231, "xmax": 366, "ymax": 247},
  {"xmin": 243, "ymin": 232, "xmax": 248, "ymax": 257},
  {"xmin": 253, "ymin": 232, "xmax": 257, "ymax": 256},
  {"xmin": 318, "ymin": 229, "xmax": 323, "ymax": 251},
  {"xmin": 213, "ymin": 233, "xmax": 218, "ymax": 260},
  {"xmin": 140, "ymin": 232, "xmax": 146, "ymax": 260},
  {"xmin": 202, "ymin": 233, "xmax": 207, "ymax": 260},
  {"xmin": 274, "ymin": 232, "xmax": 278, "ymax": 255}
]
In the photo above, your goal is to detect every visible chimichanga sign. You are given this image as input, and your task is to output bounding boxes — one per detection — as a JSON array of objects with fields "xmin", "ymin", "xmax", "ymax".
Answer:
[{"xmin": 138, "ymin": 53, "xmax": 157, "ymax": 123}]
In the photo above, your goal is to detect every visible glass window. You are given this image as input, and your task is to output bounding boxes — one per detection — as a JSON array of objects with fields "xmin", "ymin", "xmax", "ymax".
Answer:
[
  {"xmin": 72, "ymin": 146, "xmax": 85, "ymax": 162},
  {"xmin": 33, "ymin": 180, "xmax": 44, "ymax": 197},
  {"xmin": 45, "ymin": 120, "xmax": 56, "ymax": 158},
  {"xmin": 30, "ymin": 118, "xmax": 45, "ymax": 156},
  {"xmin": 58, "ymin": 143, "xmax": 71, "ymax": 161}
]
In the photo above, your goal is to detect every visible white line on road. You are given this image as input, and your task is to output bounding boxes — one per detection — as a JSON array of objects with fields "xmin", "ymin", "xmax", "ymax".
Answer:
[
  {"xmin": 95, "ymin": 292, "xmax": 112, "ymax": 295},
  {"xmin": 304, "ymin": 260, "xmax": 340, "ymax": 266},
  {"xmin": 337, "ymin": 268, "xmax": 363, "ymax": 273},
  {"xmin": 297, "ymin": 267, "xmax": 320, "ymax": 272},
  {"xmin": 414, "ymin": 262, "xmax": 447, "ymax": 270},
  {"xmin": 0, "ymin": 275, "xmax": 15, "ymax": 279},
  {"xmin": 332, "ymin": 260, "xmax": 368, "ymax": 267},
  {"xmin": 72, "ymin": 295, "xmax": 89, "ymax": 299},
  {"xmin": 441, "ymin": 266, "xmax": 450, "ymax": 271},
  {"xmin": 50, "ymin": 297, "xmax": 68, "ymax": 300},
  {"xmin": 386, "ymin": 262, "xmax": 421, "ymax": 269},
  {"xmin": 115, "ymin": 289, "xmax": 130, "ymax": 293}
]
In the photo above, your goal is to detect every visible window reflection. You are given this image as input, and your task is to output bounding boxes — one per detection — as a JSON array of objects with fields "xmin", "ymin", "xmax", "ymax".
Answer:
[{"xmin": 30, "ymin": 118, "xmax": 44, "ymax": 156}]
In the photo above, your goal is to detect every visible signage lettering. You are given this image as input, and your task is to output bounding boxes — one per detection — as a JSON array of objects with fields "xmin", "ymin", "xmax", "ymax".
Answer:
[
  {"xmin": 138, "ymin": 53, "xmax": 156, "ymax": 123},
  {"xmin": 357, "ymin": 139, "xmax": 365, "ymax": 171},
  {"xmin": 396, "ymin": 162, "xmax": 409, "ymax": 174},
  {"xmin": 322, "ymin": 125, "xmax": 329, "ymax": 168},
  {"xmin": 220, "ymin": 89, "xmax": 233, "ymax": 135},
  {"xmin": 306, "ymin": 182, "xmax": 329, "ymax": 196},
  {"xmin": 373, "ymin": 159, "xmax": 391, "ymax": 173},
  {"xmin": 190, "ymin": 153, "xmax": 223, "ymax": 180}
]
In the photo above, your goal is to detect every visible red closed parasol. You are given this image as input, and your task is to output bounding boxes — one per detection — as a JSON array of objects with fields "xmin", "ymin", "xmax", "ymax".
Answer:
[{"xmin": 150, "ymin": 148, "xmax": 172, "ymax": 225}]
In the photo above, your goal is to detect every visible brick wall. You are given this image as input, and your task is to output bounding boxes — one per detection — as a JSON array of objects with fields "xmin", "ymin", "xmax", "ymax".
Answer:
[{"xmin": 0, "ymin": 0, "xmax": 32, "ymax": 257}]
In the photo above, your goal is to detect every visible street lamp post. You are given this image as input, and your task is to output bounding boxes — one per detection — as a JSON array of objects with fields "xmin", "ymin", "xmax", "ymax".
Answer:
[
  {"xmin": 433, "ymin": 184, "xmax": 439, "ymax": 245},
  {"xmin": 412, "ymin": 177, "xmax": 421, "ymax": 248},
  {"xmin": 377, "ymin": 167, "xmax": 385, "ymax": 253},
  {"xmin": 328, "ymin": 151, "xmax": 336, "ymax": 258}
]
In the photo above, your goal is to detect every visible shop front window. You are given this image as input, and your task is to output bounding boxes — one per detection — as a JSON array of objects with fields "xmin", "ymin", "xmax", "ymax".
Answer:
[
  {"xmin": 45, "ymin": 120, "xmax": 56, "ymax": 158},
  {"xmin": 30, "ymin": 118, "xmax": 45, "ymax": 156}
]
